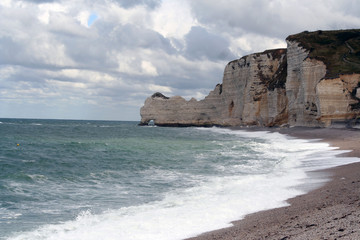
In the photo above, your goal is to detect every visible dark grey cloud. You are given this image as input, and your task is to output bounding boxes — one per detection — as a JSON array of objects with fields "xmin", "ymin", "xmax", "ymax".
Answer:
[
  {"xmin": 0, "ymin": 37, "xmax": 22, "ymax": 65},
  {"xmin": 112, "ymin": 0, "xmax": 161, "ymax": 9},
  {"xmin": 157, "ymin": 67, "xmax": 223, "ymax": 91},
  {"xmin": 52, "ymin": 22, "xmax": 177, "ymax": 73},
  {"xmin": 103, "ymin": 24, "xmax": 175, "ymax": 53},
  {"xmin": 0, "ymin": 37, "xmax": 61, "ymax": 70},
  {"xmin": 184, "ymin": 26, "xmax": 236, "ymax": 61},
  {"xmin": 61, "ymin": 36, "xmax": 114, "ymax": 70}
]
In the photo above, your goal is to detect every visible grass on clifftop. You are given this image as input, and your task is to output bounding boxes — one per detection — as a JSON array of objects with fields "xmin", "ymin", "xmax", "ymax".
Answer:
[{"xmin": 286, "ymin": 29, "xmax": 360, "ymax": 78}]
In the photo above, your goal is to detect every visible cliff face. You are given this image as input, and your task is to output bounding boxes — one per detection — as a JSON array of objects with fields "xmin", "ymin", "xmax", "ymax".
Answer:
[
  {"xmin": 140, "ymin": 29, "xmax": 360, "ymax": 127},
  {"xmin": 286, "ymin": 30, "xmax": 360, "ymax": 127},
  {"xmin": 141, "ymin": 49, "xmax": 288, "ymax": 127},
  {"xmin": 286, "ymin": 40, "xmax": 327, "ymax": 126}
]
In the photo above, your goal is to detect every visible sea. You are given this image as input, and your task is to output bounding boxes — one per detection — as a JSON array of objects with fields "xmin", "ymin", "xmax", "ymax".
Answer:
[{"xmin": 1, "ymin": 118, "xmax": 359, "ymax": 240}]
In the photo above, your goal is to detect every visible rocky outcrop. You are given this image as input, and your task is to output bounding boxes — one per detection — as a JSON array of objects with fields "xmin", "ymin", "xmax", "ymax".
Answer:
[
  {"xmin": 140, "ymin": 29, "xmax": 360, "ymax": 127},
  {"xmin": 141, "ymin": 49, "xmax": 288, "ymax": 127}
]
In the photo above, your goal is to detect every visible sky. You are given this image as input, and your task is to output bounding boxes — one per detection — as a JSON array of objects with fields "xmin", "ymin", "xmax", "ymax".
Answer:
[{"xmin": 0, "ymin": 0, "xmax": 359, "ymax": 121}]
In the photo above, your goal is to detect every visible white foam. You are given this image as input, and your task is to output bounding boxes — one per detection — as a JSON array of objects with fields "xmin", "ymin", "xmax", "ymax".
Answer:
[
  {"xmin": 7, "ymin": 128, "xmax": 360, "ymax": 240},
  {"xmin": 205, "ymin": 127, "xmax": 360, "ymax": 170},
  {"xmin": 8, "ymin": 171, "xmax": 305, "ymax": 240},
  {"xmin": 30, "ymin": 123, "xmax": 43, "ymax": 126}
]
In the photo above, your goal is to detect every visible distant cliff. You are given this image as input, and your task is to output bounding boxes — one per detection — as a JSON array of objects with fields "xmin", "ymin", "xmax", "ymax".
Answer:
[{"xmin": 140, "ymin": 29, "xmax": 360, "ymax": 127}]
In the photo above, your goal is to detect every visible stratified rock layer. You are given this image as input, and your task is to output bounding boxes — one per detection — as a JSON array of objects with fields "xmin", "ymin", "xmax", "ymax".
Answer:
[{"xmin": 140, "ymin": 29, "xmax": 360, "ymax": 127}]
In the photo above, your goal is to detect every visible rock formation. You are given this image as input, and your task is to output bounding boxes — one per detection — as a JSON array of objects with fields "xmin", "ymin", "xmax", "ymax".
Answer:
[{"xmin": 140, "ymin": 29, "xmax": 360, "ymax": 127}]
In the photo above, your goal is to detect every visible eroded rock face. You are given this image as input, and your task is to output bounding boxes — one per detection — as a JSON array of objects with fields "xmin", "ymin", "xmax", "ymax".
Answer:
[
  {"xmin": 140, "ymin": 30, "xmax": 360, "ymax": 127},
  {"xmin": 140, "ymin": 49, "xmax": 289, "ymax": 127},
  {"xmin": 286, "ymin": 40, "xmax": 360, "ymax": 127},
  {"xmin": 316, "ymin": 74, "xmax": 360, "ymax": 126},
  {"xmin": 286, "ymin": 41, "xmax": 327, "ymax": 126}
]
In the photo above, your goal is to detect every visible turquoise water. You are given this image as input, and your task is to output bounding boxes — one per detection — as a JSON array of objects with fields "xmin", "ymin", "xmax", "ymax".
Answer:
[{"xmin": 0, "ymin": 119, "xmax": 359, "ymax": 240}]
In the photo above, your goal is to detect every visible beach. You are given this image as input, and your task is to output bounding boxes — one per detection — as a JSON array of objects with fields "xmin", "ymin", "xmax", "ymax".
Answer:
[{"xmin": 187, "ymin": 127, "xmax": 360, "ymax": 240}]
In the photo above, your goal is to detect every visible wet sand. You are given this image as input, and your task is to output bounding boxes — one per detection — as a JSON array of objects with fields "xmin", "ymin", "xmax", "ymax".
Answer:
[{"xmin": 187, "ymin": 127, "xmax": 360, "ymax": 240}]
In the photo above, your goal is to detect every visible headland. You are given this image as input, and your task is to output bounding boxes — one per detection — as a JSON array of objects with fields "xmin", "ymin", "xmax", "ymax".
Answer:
[{"xmin": 140, "ymin": 29, "xmax": 360, "ymax": 128}]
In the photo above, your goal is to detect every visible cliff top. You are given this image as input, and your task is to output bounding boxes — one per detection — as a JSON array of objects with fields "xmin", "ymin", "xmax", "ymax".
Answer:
[{"xmin": 286, "ymin": 29, "xmax": 360, "ymax": 78}]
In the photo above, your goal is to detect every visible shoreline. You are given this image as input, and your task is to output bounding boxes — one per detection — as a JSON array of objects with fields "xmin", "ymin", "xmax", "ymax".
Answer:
[{"xmin": 187, "ymin": 127, "xmax": 360, "ymax": 240}]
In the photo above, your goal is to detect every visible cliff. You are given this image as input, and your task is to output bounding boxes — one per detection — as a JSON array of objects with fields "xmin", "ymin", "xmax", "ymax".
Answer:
[{"xmin": 140, "ymin": 29, "xmax": 360, "ymax": 127}]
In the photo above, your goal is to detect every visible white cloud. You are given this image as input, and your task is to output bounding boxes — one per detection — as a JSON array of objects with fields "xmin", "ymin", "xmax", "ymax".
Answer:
[
  {"xmin": 148, "ymin": 84, "xmax": 172, "ymax": 93},
  {"xmin": 152, "ymin": 0, "xmax": 195, "ymax": 39},
  {"xmin": 46, "ymin": 79, "xmax": 87, "ymax": 89},
  {"xmin": 0, "ymin": 0, "xmax": 12, "ymax": 7},
  {"xmin": 76, "ymin": 10, "xmax": 91, "ymax": 27},
  {"xmin": 229, "ymin": 34, "xmax": 286, "ymax": 56},
  {"xmin": 16, "ymin": 86, "xmax": 60, "ymax": 97},
  {"xmin": 38, "ymin": 2, "xmax": 68, "ymax": 13},
  {"xmin": 38, "ymin": 2, "xmax": 68, "ymax": 24},
  {"xmin": 141, "ymin": 61, "xmax": 158, "ymax": 76},
  {"xmin": 100, "ymin": 2, "xmax": 153, "ymax": 28},
  {"xmin": 0, "ymin": 66, "xmax": 17, "ymax": 79},
  {"xmin": 30, "ymin": 37, "xmax": 75, "ymax": 67},
  {"xmin": 38, "ymin": 10, "xmax": 50, "ymax": 24},
  {"xmin": 48, "ymin": 69, "xmax": 117, "ymax": 84}
]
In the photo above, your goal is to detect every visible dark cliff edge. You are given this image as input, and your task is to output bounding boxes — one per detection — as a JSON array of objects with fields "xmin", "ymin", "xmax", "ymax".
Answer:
[
  {"xmin": 140, "ymin": 29, "xmax": 360, "ymax": 128},
  {"xmin": 286, "ymin": 29, "xmax": 360, "ymax": 79}
]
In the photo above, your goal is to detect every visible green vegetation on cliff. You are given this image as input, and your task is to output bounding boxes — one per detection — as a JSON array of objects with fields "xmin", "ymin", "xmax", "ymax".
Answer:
[{"xmin": 286, "ymin": 29, "xmax": 360, "ymax": 78}]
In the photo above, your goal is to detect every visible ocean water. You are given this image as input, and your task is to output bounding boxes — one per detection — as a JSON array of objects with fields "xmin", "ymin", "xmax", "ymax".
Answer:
[{"xmin": 1, "ymin": 119, "xmax": 359, "ymax": 240}]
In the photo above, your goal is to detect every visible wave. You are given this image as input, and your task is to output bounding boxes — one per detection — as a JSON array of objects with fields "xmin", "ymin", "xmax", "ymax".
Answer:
[
  {"xmin": 7, "ymin": 170, "xmax": 305, "ymax": 240},
  {"xmin": 5, "ymin": 128, "xmax": 360, "ymax": 240}
]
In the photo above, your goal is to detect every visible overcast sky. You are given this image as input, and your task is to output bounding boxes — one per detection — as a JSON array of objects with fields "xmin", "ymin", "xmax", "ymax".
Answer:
[{"xmin": 1, "ymin": 0, "xmax": 359, "ymax": 121}]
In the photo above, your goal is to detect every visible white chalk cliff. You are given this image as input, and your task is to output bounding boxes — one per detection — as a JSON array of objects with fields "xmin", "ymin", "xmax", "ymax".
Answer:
[{"xmin": 140, "ymin": 30, "xmax": 360, "ymax": 127}]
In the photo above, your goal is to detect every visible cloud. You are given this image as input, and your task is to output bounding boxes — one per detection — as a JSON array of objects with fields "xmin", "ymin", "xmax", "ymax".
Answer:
[
  {"xmin": 189, "ymin": 0, "xmax": 360, "ymax": 39},
  {"xmin": 23, "ymin": 0, "xmax": 56, "ymax": 2},
  {"xmin": 0, "ymin": 0, "xmax": 359, "ymax": 121},
  {"xmin": 141, "ymin": 61, "xmax": 158, "ymax": 76},
  {"xmin": 151, "ymin": 0, "xmax": 194, "ymax": 39},
  {"xmin": 148, "ymin": 84, "xmax": 172, "ymax": 93},
  {"xmin": 103, "ymin": 23, "xmax": 175, "ymax": 53},
  {"xmin": 112, "ymin": 0, "xmax": 161, "ymax": 9},
  {"xmin": 184, "ymin": 26, "xmax": 236, "ymax": 61}
]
